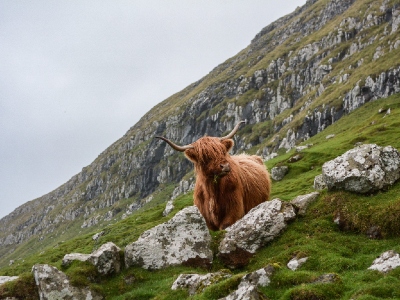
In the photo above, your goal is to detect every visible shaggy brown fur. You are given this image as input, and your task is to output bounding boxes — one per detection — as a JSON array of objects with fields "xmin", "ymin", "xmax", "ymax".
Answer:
[{"xmin": 184, "ymin": 136, "xmax": 271, "ymax": 230}]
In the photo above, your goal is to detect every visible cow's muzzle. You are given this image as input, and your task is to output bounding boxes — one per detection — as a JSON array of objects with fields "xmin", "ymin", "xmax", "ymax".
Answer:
[{"xmin": 219, "ymin": 163, "xmax": 231, "ymax": 176}]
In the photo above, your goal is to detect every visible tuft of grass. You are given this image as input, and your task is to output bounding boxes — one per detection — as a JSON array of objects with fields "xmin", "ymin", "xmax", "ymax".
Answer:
[{"xmin": 0, "ymin": 272, "xmax": 39, "ymax": 300}]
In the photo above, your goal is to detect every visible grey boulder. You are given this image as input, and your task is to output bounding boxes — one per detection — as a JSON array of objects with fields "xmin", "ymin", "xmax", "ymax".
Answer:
[
  {"xmin": 368, "ymin": 250, "xmax": 400, "ymax": 273},
  {"xmin": 125, "ymin": 206, "xmax": 212, "ymax": 270},
  {"xmin": 322, "ymin": 144, "xmax": 400, "ymax": 193},
  {"xmin": 218, "ymin": 199, "xmax": 296, "ymax": 268},
  {"xmin": 32, "ymin": 264, "xmax": 103, "ymax": 300}
]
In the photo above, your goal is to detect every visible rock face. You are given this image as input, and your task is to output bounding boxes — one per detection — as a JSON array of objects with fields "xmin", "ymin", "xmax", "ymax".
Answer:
[
  {"xmin": 218, "ymin": 199, "xmax": 296, "ymax": 268},
  {"xmin": 368, "ymin": 250, "xmax": 400, "ymax": 273},
  {"xmin": 322, "ymin": 144, "xmax": 400, "ymax": 193},
  {"xmin": 32, "ymin": 264, "xmax": 103, "ymax": 300},
  {"xmin": 125, "ymin": 206, "xmax": 212, "ymax": 270},
  {"xmin": 171, "ymin": 270, "xmax": 232, "ymax": 296}
]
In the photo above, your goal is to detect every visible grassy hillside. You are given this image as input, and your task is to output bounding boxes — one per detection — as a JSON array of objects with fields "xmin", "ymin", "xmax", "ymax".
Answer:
[{"xmin": 1, "ymin": 95, "xmax": 400, "ymax": 299}]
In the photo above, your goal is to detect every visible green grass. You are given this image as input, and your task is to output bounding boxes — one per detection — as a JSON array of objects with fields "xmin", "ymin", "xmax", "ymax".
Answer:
[{"xmin": 1, "ymin": 95, "xmax": 400, "ymax": 299}]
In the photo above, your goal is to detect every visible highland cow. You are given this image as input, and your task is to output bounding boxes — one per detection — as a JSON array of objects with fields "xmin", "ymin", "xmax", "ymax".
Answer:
[{"xmin": 156, "ymin": 121, "xmax": 271, "ymax": 230}]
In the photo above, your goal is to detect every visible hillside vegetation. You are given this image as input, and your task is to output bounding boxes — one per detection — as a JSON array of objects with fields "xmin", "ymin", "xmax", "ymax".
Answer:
[
  {"xmin": 1, "ymin": 92, "xmax": 400, "ymax": 300},
  {"xmin": 1, "ymin": 0, "xmax": 400, "ymax": 298}
]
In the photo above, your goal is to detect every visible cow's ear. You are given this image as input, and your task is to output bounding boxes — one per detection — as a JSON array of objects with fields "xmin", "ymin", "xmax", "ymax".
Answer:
[
  {"xmin": 221, "ymin": 139, "xmax": 234, "ymax": 152},
  {"xmin": 184, "ymin": 149, "xmax": 198, "ymax": 162}
]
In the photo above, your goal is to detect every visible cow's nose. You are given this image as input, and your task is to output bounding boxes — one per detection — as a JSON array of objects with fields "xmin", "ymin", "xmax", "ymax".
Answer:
[{"xmin": 220, "ymin": 163, "xmax": 231, "ymax": 173}]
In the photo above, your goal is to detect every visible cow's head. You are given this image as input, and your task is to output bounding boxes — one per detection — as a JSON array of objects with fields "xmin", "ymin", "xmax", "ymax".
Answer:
[{"xmin": 156, "ymin": 121, "xmax": 245, "ymax": 179}]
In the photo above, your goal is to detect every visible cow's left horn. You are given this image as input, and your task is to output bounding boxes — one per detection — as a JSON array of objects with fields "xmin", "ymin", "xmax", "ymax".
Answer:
[
  {"xmin": 220, "ymin": 120, "xmax": 246, "ymax": 140},
  {"xmin": 155, "ymin": 136, "xmax": 194, "ymax": 152}
]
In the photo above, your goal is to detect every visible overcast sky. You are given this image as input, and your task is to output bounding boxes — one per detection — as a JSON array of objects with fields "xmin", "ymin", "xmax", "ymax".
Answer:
[{"xmin": 0, "ymin": 0, "xmax": 306, "ymax": 219}]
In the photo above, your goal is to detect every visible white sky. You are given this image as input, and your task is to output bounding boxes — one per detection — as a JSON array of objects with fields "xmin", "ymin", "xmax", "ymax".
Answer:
[{"xmin": 0, "ymin": 0, "xmax": 306, "ymax": 219}]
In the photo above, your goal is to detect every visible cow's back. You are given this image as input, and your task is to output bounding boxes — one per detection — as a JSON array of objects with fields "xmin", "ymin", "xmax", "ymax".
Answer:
[{"xmin": 233, "ymin": 154, "xmax": 271, "ymax": 213}]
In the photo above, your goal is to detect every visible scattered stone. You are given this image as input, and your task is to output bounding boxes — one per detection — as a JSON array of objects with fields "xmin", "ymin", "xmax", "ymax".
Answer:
[
  {"xmin": 125, "ymin": 206, "xmax": 212, "ymax": 270},
  {"xmin": 290, "ymin": 192, "xmax": 319, "ymax": 216},
  {"xmin": 32, "ymin": 264, "xmax": 103, "ymax": 300},
  {"xmin": 171, "ymin": 270, "xmax": 231, "ymax": 295},
  {"xmin": 322, "ymin": 144, "xmax": 400, "ymax": 193},
  {"xmin": 239, "ymin": 265, "xmax": 275, "ymax": 287},
  {"xmin": 366, "ymin": 225, "xmax": 382, "ymax": 240},
  {"xmin": 92, "ymin": 231, "xmax": 105, "ymax": 242},
  {"xmin": 288, "ymin": 153, "xmax": 303, "ymax": 163},
  {"xmin": 326, "ymin": 134, "xmax": 335, "ymax": 139},
  {"xmin": 313, "ymin": 273, "xmax": 340, "ymax": 284},
  {"xmin": 88, "ymin": 242, "xmax": 121, "ymax": 275},
  {"xmin": 62, "ymin": 242, "xmax": 121, "ymax": 275},
  {"xmin": 295, "ymin": 144, "xmax": 313, "ymax": 152},
  {"xmin": 0, "ymin": 276, "xmax": 19, "ymax": 285},
  {"xmin": 368, "ymin": 250, "xmax": 400, "ymax": 273},
  {"xmin": 124, "ymin": 275, "xmax": 136, "ymax": 285},
  {"xmin": 271, "ymin": 165, "xmax": 289, "ymax": 181},
  {"xmin": 287, "ymin": 257, "xmax": 308, "ymax": 271},
  {"xmin": 264, "ymin": 152, "xmax": 278, "ymax": 161},
  {"xmin": 62, "ymin": 253, "xmax": 90, "ymax": 267},
  {"xmin": 313, "ymin": 174, "xmax": 327, "ymax": 190},
  {"xmin": 220, "ymin": 266, "xmax": 274, "ymax": 300},
  {"xmin": 220, "ymin": 284, "xmax": 266, "ymax": 300},
  {"xmin": 162, "ymin": 200, "xmax": 174, "ymax": 217},
  {"xmin": 218, "ymin": 199, "xmax": 296, "ymax": 268}
]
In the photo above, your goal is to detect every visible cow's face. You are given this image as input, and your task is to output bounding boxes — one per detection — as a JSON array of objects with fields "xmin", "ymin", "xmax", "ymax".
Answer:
[{"xmin": 184, "ymin": 137, "xmax": 234, "ymax": 178}]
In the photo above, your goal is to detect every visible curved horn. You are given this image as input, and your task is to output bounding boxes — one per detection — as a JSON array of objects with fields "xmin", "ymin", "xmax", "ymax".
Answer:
[
  {"xmin": 155, "ymin": 136, "xmax": 194, "ymax": 152},
  {"xmin": 220, "ymin": 120, "xmax": 246, "ymax": 140}
]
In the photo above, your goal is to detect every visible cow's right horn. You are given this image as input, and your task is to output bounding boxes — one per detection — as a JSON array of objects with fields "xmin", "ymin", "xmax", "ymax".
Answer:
[
  {"xmin": 155, "ymin": 136, "xmax": 194, "ymax": 152},
  {"xmin": 220, "ymin": 120, "xmax": 246, "ymax": 140}
]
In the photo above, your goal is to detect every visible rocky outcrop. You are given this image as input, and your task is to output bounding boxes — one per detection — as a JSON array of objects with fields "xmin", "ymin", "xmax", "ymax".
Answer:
[
  {"xmin": 321, "ymin": 144, "xmax": 400, "ymax": 193},
  {"xmin": 125, "ymin": 206, "xmax": 212, "ymax": 270},
  {"xmin": 218, "ymin": 199, "xmax": 296, "ymax": 268},
  {"xmin": 32, "ymin": 264, "xmax": 103, "ymax": 300}
]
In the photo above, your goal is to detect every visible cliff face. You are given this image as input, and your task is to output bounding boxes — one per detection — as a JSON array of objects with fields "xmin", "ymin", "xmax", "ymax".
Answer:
[{"xmin": 1, "ymin": 0, "xmax": 399, "ymax": 253}]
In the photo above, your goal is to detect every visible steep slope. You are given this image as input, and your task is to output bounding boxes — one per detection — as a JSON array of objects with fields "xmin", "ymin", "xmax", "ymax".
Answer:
[{"xmin": 1, "ymin": 0, "xmax": 399, "ymax": 267}]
